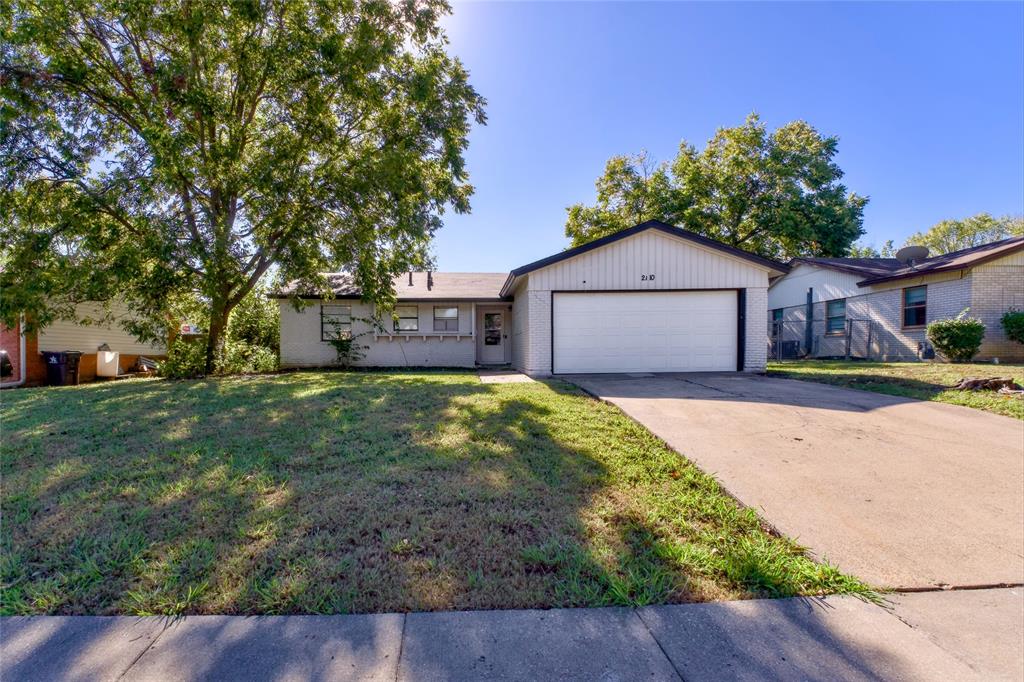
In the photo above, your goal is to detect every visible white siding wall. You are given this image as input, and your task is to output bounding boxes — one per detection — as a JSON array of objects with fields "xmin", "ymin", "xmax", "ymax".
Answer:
[
  {"xmin": 37, "ymin": 302, "xmax": 165, "ymax": 354},
  {"xmin": 515, "ymin": 230, "xmax": 774, "ymax": 375},
  {"xmin": 768, "ymin": 264, "xmax": 863, "ymax": 310},
  {"xmin": 279, "ymin": 300, "xmax": 476, "ymax": 368},
  {"xmin": 528, "ymin": 230, "xmax": 769, "ymax": 290}
]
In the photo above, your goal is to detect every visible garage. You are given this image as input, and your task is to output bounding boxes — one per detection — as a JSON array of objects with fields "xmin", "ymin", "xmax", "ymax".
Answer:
[{"xmin": 552, "ymin": 290, "xmax": 739, "ymax": 373}]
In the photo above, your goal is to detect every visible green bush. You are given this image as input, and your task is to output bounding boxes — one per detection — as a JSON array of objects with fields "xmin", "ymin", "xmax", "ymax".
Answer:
[
  {"xmin": 157, "ymin": 340, "xmax": 207, "ymax": 379},
  {"xmin": 220, "ymin": 340, "xmax": 279, "ymax": 374},
  {"xmin": 927, "ymin": 310, "xmax": 985, "ymax": 362},
  {"xmin": 1002, "ymin": 309, "xmax": 1024, "ymax": 345}
]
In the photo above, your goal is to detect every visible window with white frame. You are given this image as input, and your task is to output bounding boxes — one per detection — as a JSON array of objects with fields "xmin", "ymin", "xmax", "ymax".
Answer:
[
  {"xmin": 393, "ymin": 305, "xmax": 419, "ymax": 332},
  {"xmin": 825, "ymin": 299, "xmax": 846, "ymax": 336},
  {"xmin": 321, "ymin": 304, "xmax": 352, "ymax": 341},
  {"xmin": 433, "ymin": 306, "xmax": 459, "ymax": 332}
]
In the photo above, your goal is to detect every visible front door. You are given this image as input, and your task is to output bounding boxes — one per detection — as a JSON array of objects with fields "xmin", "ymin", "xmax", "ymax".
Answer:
[{"xmin": 479, "ymin": 309, "xmax": 507, "ymax": 364}]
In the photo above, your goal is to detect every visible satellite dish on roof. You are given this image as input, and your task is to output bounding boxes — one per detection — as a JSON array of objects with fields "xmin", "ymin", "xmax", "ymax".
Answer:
[{"xmin": 895, "ymin": 245, "xmax": 929, "ymax": 265}]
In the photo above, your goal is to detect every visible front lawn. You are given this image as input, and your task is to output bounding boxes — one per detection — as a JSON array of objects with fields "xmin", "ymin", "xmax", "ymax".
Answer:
[
  {"xmin": 768, "ymin": 361, "xmax": 1024, "ymax": 419},
  {"xmin": 1, "ymin": 371, "xmax": 869, "ymax": 615}
]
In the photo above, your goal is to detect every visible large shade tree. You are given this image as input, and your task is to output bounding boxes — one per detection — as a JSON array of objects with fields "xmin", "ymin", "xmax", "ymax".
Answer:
[
  {"xmin": 1, "ymin": 0, "xmax": 485, "ymax": 371},
  {"xmin": 565, "ymin": 114, "xmax": 868, "ymax": 260}
]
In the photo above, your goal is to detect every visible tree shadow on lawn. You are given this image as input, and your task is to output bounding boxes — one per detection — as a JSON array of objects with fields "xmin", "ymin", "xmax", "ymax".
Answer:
[{"xmin": 1, "ymin": 371, "xmax": 857, "ymax": 619}]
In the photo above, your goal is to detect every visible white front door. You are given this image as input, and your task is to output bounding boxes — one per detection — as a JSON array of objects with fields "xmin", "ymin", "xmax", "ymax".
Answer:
[
  {"xmin": 552, "ymin": 291, "xmax": 738, "ymax": 373},
  {"xmin": 479, "ymin": 309, "xmax": 507, "ymax": 364}
]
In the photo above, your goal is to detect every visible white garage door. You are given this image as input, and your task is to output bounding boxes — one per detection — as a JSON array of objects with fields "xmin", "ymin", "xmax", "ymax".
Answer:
[{"xmin": 553, "ymin": 291, "xmax": 738, "ymax": 373}]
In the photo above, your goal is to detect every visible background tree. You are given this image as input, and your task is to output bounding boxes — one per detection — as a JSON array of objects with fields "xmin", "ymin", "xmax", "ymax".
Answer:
[
  {"xmin": 1, "ymin": 0, "xmax": 485, "ymax": 372},
  {"xmin": 565, "ymin": 114, "xmax": 868, "ymax": 259},
  {"xmin": 905, "ymin": 213, "xmax": 1023, "ymax": 255},
  {"xmin": 847, "ymin": 240, "xmax": 895, "ymax": 258}
]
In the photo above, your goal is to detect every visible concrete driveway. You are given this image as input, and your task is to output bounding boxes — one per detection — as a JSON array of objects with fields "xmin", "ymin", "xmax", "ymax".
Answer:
[{"xmin": 564, "ymin": 373, "xmax": 1024, "ymax": 589}]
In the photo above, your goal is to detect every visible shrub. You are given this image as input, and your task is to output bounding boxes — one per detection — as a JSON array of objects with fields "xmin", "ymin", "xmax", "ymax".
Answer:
[
  {"xmin": 1002, "ymin": 309, "xmax": 1024, "ymax": 345},
  {"xmin": 926, "ymin": 310, "xmax": 985, "ymax": 362},
  {"xmin": 220, "ymin": 340, "xmax": 278, "ymax": 374},
  {"xmin": 158, "ymin": 340, "xmax": 207, "ymax": 379}
]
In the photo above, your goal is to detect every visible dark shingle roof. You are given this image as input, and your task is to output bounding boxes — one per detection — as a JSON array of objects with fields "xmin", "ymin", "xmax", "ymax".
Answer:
[
  {"xmin": 857, "ymin": 236, "xmax": 1024, "ymax": 285},
  {"xmin": 791, "ymin": 257, "xmax": 904, "ymax": 278},
  {"xmin": 789, "ymin": 237, "xmax": 1024, "ymax": 285},
  {"xmin": 275, "ymin": 272, "xmax": 509, "ymax": 301}
]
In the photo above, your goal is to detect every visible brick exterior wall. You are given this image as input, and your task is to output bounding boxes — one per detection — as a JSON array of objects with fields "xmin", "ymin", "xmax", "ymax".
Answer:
[
  {"xmin": 744, "ymin": 287, "xmax": 769, "ymax": 372},
  {"xmin": 768, "ymin": 269, "xmax": 1024, "ymax": 361},
  {"xmin": 971, "ymin": 261, "xmax": 1024, "ymax": 361},
  {"xmin": 519, "ymin": 290, "xmax": 553, "ymax": 376},
  {"xmin": 1, "ymin": 321, "xmax": 23, "ymax": 384},
  {"xmin": 279, "ymin": 301, "xmax": 477, "ymax": 368}
]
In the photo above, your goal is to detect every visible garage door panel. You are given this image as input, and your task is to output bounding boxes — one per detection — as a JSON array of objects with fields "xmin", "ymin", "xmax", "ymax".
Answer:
[{"xmin": 553, "ymin": 291, "xmax": 737, "ymax": 373}]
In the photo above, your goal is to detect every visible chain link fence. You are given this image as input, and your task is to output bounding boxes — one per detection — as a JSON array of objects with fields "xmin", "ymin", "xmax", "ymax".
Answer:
[{"xmin": 768, "ymin": 319, "xmax": 928, "ymax": 361}]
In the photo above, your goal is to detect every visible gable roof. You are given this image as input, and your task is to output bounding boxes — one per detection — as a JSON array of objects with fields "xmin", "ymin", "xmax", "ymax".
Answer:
[
  {"xmin": 499, "ymin": 220, "xmax": 788, "ymax": 296},
  {"xmin": 856, "ymin": 236, "xmax": 1024, "ymax": 285},
  {"xmin": 274, "ymin": 271, "xmax": 508, "ymax": 302}
]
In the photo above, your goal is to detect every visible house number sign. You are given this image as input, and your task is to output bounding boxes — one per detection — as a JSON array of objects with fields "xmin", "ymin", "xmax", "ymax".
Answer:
[{"xmin": 640, "ymin": 274, "xmax": 656, "ymax": 281}]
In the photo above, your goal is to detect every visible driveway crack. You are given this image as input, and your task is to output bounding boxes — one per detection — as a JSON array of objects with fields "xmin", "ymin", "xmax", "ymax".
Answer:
[{"xmin": 116, "ymin": 618, "xmax": 170, "ymax": 680}]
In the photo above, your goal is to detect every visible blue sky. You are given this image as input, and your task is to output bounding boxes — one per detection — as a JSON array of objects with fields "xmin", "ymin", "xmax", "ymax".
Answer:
[{"xmin": 431, "ymin": 1, "xmax": 1024, "ymax": 271}]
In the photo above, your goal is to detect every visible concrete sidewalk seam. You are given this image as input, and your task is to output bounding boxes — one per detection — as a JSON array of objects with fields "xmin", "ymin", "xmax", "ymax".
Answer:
[
  {"xmin": 891, "ymin": 581, "xmax": 1024, "ymax": 593},
  {"xmin": 393, "ymin": 613, "xmax": 407, "ymax": 682},
  {"xmin": 116, "ymin": 619, "xmax": 169, "ymax": 680},
  {"xmin": 633, "ymin": 607, "xmax": 685, "ymax": 681}
]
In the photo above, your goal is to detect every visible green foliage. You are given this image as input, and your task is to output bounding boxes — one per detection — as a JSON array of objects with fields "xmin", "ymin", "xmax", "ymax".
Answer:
[
  {"xmin": 1001, "ymin": 310, "xmax": 1024, "ymax": 345},
  {"xmin": 158, "ymin": 341, "xmax": 208, "ymax": 379},
  {"xmin": 905, "ymin": 213, "xmax": 1023, "ymax": 255},
  {"xmin": 1, "ymin": 0, "xmax": 486, "ymax": 372},
  {"xmin": 219, "ymin": 341, "xmax": 278, "ymax": 375},
  {"xmin": 565, "ymin": 114, "xmax": 867, "ymax": 259},
  {"xmin": 927, "ymin": 311, "xmax": 986, "ymax": 362},
  {"xmin": 847, "ymin": 240, "xmax": 895, "ymax": 258},
  {"xmin": 326, "ymin": 316, "xmax": 381, "ymax": 367},
  {"xmin": 227, "ymin": 286, "xmax": 279, "ymax": 353}
]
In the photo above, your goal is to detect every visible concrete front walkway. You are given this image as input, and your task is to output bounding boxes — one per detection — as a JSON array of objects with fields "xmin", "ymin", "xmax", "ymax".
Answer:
[
  {"xmin": 2, "ymin": 589, "xmax": 1021, "ymax": 681},
  {"xmin": 565, "ymin": 373, "xmax": 1024, "ymax": 590}
]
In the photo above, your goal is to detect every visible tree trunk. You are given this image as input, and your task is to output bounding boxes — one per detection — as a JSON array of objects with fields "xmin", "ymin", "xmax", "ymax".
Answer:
[{"xmin": 205, "ymin": 297, "xmax": 229, "ymax": 374}]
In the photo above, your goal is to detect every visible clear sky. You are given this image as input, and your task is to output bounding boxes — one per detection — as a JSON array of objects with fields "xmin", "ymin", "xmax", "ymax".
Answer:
[{"xmin": 430, "ymin": 1, "xmax": 1024, "ymax": 272}]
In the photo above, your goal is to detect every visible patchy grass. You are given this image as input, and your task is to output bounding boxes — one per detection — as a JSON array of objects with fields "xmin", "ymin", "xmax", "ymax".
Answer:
[
  {"xmin": 768, "ymin": 361, "xmax": 1024, "ymax": 419},
  {"xmin": 1, "ymin": 371, "xmax": 871, "ymax": 616}
]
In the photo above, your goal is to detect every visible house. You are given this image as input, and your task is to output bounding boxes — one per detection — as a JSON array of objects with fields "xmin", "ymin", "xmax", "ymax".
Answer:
[
  {"xmin": 274, "ymin": 220, "xmax": 788, "ymax": 375},
  {"xmin": 0, "ymin": 302, "xmax": 165, "ymax": 387},
  {"xmin": 767, "ymin": 236, "xmax": 1024, "ymax": 362}
]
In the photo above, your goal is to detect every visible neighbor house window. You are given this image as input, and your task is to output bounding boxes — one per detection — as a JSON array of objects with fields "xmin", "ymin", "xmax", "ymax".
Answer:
[
  {"xmin": 433, "ymin": 306, "xmax": 459, "ymax": 332},
  {"xmin": 394, "ymin": 305, "xmax": 418, "ymax": 332},
  {"xmin": 772, "ymin": 309, "xmax": 784, "ymax": 322},
  {"xmin": 321, "ymin": 304, "xmax": 352, "ymax": 341},
  {"xmin": 825, "ymin": 299, "xmax": 846, "ymax": 336},
  {"xmin": 903, "ymin": 286, "xmax": 927, "ymax": 327}
]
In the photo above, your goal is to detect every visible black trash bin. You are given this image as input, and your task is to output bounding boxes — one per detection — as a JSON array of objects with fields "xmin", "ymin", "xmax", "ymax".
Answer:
[
  {"xmin": 65, "ymin": 351, "xmax": 83, "ymax": 385},
  {"xmin": 42, "ymin": 351, "xmax": 84, "ymax": 386}
]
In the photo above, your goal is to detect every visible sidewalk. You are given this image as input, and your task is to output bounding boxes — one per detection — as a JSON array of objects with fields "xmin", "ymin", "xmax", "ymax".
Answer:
[{"xmin": 2, "ymin": 588, "xmax": 1020, "ymax": 681}]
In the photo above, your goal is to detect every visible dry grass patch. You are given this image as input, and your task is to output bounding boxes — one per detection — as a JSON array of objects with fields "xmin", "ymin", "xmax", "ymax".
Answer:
[{"xmin": 1, "ymin": 371, "xmax": 871, "ymax": 615}]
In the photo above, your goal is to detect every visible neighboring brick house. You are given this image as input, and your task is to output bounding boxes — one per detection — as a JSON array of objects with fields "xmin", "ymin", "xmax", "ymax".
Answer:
[
  {"xmin": 767, "ymin": 237, "xmax": 1024, "ymax": 362},
  {"xmin": 0, "ymin": 303, "xmax": 165, "ymax": 387}
]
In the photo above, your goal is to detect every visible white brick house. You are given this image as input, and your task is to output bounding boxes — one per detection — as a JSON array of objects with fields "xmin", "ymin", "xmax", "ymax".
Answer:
[
  {"xmin": 275, "ymin": 220, "xmax": 787, "ymax": 375},
  {"xmin": 767, "ymin": 237, "xmax": 1024, "ymax": 361}
]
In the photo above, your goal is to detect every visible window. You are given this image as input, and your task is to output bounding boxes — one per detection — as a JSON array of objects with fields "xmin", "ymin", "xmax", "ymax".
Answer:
[
  {"xmin": 772, "ymin": 309, "xmax": 784, "ymax": 322},
  {"xmin": 393, "ymin": 305, "xmax": 418, "ymax": 332},
  {"xmin": 826, "ymin": 299, "xmax": 846, "ymax": 336},
  {"xmin": 433, "ymin": 306, "xmax": 459, "ymax": 332},
  {"xmin": 321, "ymin": 304, "xmax": 352, "ymax": 341},
  {"xmin": 903, "ymin": 286, "xmax": 927, "ymax": 327}
]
